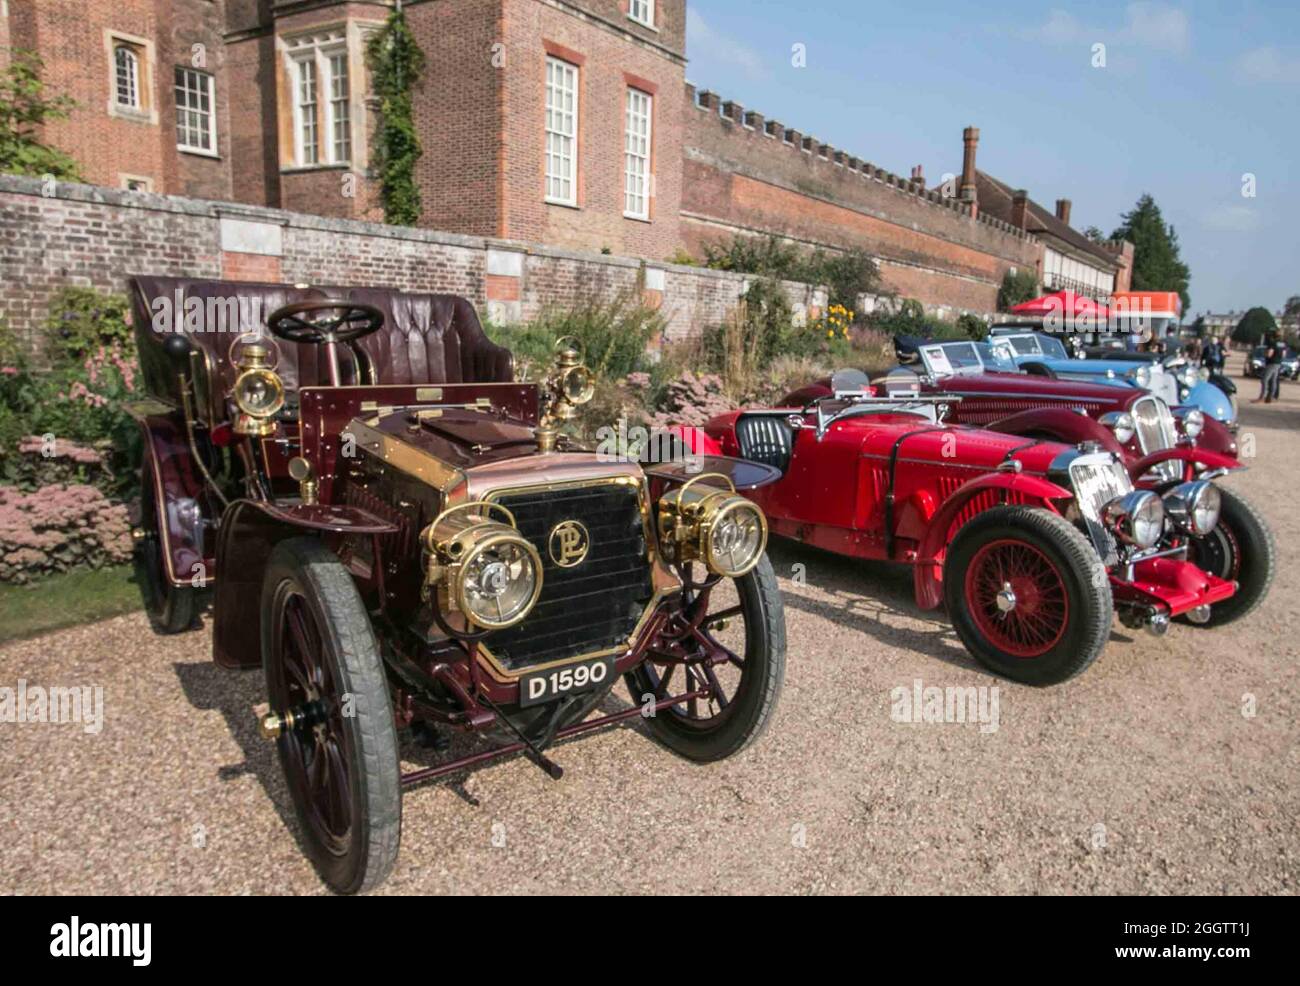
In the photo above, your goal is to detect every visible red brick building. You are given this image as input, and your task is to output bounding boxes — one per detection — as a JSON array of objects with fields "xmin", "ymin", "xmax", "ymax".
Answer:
[{"xmin": 3, "ymin": 0, "xmax": 1126, "ymax": 315}]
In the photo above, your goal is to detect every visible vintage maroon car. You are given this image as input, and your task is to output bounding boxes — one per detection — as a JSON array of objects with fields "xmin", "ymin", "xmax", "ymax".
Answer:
[
  {"xmin": 128, "ymin": 276, "xmax": 785, "ymax": 893},
  {"xmin": 783, "ymin": 339, "xmax": 1241, "ymax": 483},
  {"xmin": 669, "ymin": 382, "xmax": 1273, "ymax": 685}
]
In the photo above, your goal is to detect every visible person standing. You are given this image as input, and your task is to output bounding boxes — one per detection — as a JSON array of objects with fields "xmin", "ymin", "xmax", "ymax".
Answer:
[
  {"xmin": 1204, "ymin": 337, "xmax": 1226, "ymax": 372},
  {"xmin": 1253, "ymin": 332, "xmax": 1282, "ymax": 404}
]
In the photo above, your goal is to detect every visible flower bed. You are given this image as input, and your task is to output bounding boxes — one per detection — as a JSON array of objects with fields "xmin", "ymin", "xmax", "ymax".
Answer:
[{"xmin": 0, "ymin": 483, "xmax": 133, "ymax": 585}]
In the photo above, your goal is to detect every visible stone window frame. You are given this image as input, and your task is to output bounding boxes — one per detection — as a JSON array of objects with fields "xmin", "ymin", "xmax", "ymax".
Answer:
[
  {"xmin": 104, "ymin": 29, "xmax": 158, "ymax": 125},
  {"xmin": 278, "ymin": 21, "xmax": 381, "ymax": 174},
  {"xmin": 175, "ymin": 66, "xmax": 219, "ymax": 157}
]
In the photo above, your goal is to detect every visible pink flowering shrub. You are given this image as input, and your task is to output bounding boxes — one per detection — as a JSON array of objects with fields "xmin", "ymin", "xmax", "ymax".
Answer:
[
  {"xmin": 5, "ymin": 435, "xmax": 114, "ymax": 493},
  {"xmin": 0, "ymin": 483, "xmax": 133, "ymax": 584},
  {"xmin": 1, "ymin": 292, "xmax": 142, "ymax": 501}
]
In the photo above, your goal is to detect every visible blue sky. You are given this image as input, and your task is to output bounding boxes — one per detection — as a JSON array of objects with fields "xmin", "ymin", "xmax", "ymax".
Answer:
[{"xmin": 685, "ymin": 0, "xmax": 1299, "ymax": 314}]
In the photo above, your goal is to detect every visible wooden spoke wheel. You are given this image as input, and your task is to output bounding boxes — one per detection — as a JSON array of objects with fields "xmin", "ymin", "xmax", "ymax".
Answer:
[
  {"xmin": 626, "ymin": 553, "xmax": 785, "ymax": 762},
  {"xmin": 261, "ymin": 538, "xmax": 400, "ymax": 895}
]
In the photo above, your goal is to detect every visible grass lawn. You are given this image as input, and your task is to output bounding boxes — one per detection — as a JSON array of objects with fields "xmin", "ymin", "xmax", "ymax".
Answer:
[{"xmin": 0, "ymin": 565, "xmax": 142, "ymax": 645}]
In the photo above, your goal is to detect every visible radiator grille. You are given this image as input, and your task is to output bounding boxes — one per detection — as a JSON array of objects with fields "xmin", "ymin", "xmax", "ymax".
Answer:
[
  {"xmin": 1132, "ymin": 395, "xmax": 1181, "ymax": 482},
  {"xmin": 482, "ymin": 481, "xmax": 654, "ymax": 672}
]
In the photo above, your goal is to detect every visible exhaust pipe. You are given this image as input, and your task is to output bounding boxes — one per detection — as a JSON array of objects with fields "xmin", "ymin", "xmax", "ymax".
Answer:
[{"xmin": 1186, "ymin": 604, "xmax": 1212, "ymax": 625}]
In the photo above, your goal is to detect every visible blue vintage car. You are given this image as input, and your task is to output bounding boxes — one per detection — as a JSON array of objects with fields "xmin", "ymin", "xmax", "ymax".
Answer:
[{"xmin": 986, "ymin": 330, "xmax": 1236, "ymax": 426}]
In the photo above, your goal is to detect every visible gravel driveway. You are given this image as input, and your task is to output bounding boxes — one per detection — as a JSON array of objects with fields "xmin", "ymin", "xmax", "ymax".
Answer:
[{"xmin": 3, "ymin": 395, "xmax": 1297, "ymax": 895}]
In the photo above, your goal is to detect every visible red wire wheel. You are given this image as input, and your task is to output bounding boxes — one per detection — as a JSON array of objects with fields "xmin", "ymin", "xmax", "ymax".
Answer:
[
  {"xmin": 943, "ymin": 505, "xmax": 1112, "ymax": 685},
  {"xmin": 964, "ymin": 539, "xmax": 1069, "ymax": 658}
]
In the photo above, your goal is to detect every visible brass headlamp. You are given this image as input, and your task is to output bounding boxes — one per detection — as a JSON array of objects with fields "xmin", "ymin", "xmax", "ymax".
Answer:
[
  {"xmin": 229, "ymin": 334, "xmax": 285, "ymax": 437},
  {"xmin": 657, "ymin": 473, "xmax": 768, "ymax": 578},
  {"xmin": 535, "ymin": 336, "xmax": 595, "ymax": 452},
  {"xmin": 421, "ymin": 501, "xmax": 543, "ymax": 630}
]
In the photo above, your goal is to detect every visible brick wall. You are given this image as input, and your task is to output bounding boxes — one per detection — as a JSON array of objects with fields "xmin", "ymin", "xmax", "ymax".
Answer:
[
  {"xmin": 497, "ymin": 1, "xmax": 685, "ymax": 258},
  {"xmin": 0, "ymin": 174, "xmax": 814, "ymax": 356},
  {"xmin": 680, "ymin": 86, "xmax": 1044, "ymax": 314}
]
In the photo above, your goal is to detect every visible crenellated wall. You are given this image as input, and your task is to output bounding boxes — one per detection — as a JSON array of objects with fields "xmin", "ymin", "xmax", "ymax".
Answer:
[{"xmin": 679, "ymin": 85, "xmax": 1044, "ymax": 314}]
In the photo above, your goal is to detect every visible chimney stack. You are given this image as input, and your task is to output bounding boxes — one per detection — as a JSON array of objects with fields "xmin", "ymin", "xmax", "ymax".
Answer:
[
  {"xmin": 1055, "ymin": 198, "xmax": 1072, "ymax": 225},
  {"xmin": 911, "ymin": 164, "xmax": 926, "ymax": 190},
  {"xmin": 1011, "ymin": 189, "xmax": 1030, "ymax": 231},
  {"xmin": 960, "ymin": 126, "xmax": 979, "ymax": 216}
]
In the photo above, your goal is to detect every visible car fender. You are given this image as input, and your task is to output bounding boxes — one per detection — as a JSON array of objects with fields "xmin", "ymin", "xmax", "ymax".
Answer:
[
  {"xmin": 1127, "ymin": 447, "xmax": 1241, "ymax": 484},
  {"xmin": 661, "ymin": 423, "xmax": 725, "ymax": 457},
  {"xmin": 1183, "ymin": 380, "xmax": 1236, "ymax": 424},
  {"xmin": 984, "ymin": 406, "xmax": 1127, "ymax": 457},
  {"xmin": 134, "ymin": 412, "xmax": 213, "ymax": 588},
  {"xmin": 912, "ymin": 472, "xmax": 1072, "ymax": 611},
  {"xmin": 1193, "ymin": 416, "xmax": 1238, "ymax": 458},
  {"xmin": 211, "ymin": 499, "xmax": 399, "ymax": 669}
]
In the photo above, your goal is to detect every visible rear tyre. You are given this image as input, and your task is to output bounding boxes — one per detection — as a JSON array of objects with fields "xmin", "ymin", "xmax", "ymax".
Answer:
[
  {"xmin": 944, "ymin": 506, "xmax": 1112, "ymax": 686},
  {"xmin": 1183, "ymin": 487, "xmax": 1275, "ymax": 627},
  {"xmin": 261, "ymin": 537, "xmax": 401, "ymax": 895},
  {"xmin": 625, "ymin": 553, "xmax": 785, "ymax": 761},
  {"xmin": 135, "ymin": 460, "xmax": 199, "ymax": 634}
]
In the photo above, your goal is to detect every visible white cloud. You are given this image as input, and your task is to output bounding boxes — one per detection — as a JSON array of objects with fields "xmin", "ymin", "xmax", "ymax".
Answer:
[
  {"xmin": 686, "ymin": 9, "xmax": 766, "ymax": 80},
  {"xmin": 1236, "ymin": 46, "xmax": 1300, "ymax": 85},
  {"xmin": 1021, "ymin": 3, "xmax": 1190, "ymax": 55},
  {"xmin": 1200, "ymin": 205, "xmax": 1262, "ymax": 233},
  {"xmin": 1124, "ymin": 2, "xmax": 1190, "ymax": 54}
]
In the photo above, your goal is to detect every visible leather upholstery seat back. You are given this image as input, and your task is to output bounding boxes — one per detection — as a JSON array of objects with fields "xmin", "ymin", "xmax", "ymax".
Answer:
[
  {"xmin": 129, "ymin": 276, "xmax": 513, "ymax": 416},
  {"xmin": 735, "ymin": 413, "xmax": 795, "ymax": 473}
]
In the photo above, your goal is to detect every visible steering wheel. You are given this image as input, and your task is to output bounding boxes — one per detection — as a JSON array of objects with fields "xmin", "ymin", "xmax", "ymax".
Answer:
[{"xmin": 267, "ymin": 299, "xmax": 384, "ymax": 346}]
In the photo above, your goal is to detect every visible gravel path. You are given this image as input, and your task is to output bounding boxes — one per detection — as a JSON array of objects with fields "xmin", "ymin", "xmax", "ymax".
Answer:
[{"xmin": 2, "ymin": 393, "xmax": 1297, "ymax": 895}]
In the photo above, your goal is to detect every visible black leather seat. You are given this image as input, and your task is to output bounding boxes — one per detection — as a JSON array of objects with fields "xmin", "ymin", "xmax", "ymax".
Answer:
[{"xmin": 735, "ymin": 414, "xmax": 795, "ymax": 473}]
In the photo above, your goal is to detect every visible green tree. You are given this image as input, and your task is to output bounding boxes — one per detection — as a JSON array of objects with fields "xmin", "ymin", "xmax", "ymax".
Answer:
[
  {"xmin": 367, "ymin": 7, "xmax": 426, "ymax": 226},
  {"xmin": 1110, "ymin": 194, "xmax": 1191, "ymax": 310},
  {"xmin": 0, "ymin": 51, "xmax": 81, "ymax": 180},
  {"xmin": 1231, "ymin": 306, "xmax": 1276, "ymax": 346},
  {"xmin": 997, "ymin": 269, "xmax": 1039, "ymax": 310},
  {"xmin": 1284, "ymin": 295, "xmax": 1300, "ymax": 318},
  {"xmin": 1082, "ymin": 225, "xmax": 1107, "ymax": 243}
]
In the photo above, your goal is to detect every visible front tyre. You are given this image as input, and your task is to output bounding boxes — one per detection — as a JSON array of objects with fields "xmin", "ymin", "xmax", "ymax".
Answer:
[
  {"xmin": 625, "ymin": 553, "xmax": 785, "ymax": 762},
  {"xmin": 1183, "ymin": 487, "xmax": 1275, "ymax": 626},
  {"xmin": 945, "ymin": 506, "xmax": 1112, "ymax": 686},
  {"xmin": 261, "ymin": 537, "xmax": 401, "ymax": 894}
]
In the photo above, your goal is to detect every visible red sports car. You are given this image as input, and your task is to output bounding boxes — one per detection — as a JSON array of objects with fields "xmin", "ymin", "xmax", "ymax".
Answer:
[
  {"xmin": 782, "ymin": 339, "xmax": 1240, "ymax": 485},
  {"xmin": 668, "ymin": 381, "xmax": 1273, "ymax": 685}
]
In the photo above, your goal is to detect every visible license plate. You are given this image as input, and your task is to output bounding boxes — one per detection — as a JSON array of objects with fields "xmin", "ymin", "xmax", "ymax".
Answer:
[{"xmin": 518, "ymin": 656, "xmax": 615, "ymax": 708}]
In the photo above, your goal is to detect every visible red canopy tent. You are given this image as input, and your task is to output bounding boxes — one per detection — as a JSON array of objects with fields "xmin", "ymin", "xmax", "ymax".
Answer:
[{"xmin": 1009, "ymin": 290, "xmax": 1110, "ymax": 320}]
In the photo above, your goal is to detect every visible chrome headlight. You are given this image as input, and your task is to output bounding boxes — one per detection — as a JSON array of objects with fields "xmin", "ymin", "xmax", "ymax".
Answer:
[
  {"xmin": 422, "ymin": 502, "xmax": 543, "ymax": 629},
  {"xmin": 1163, "ymin": 481, "xmax": 1220, "ymax": 536},
  {"xmin": 1099, "ymin": 411, "xmax": 1135, "ymax": 444},
  {"xmin": 1177, "ymin": 365, "xmax": 1199, "ymax": 388},
  {"xmin": 1102, "ymin": 490, "xmax": 1165, "ymax": 548},
  {"xmin": 658, "ymin": 473, "xmax": 768, "ymax": 578},
  {"xmin": 1178, "ymin": 408, "xmax": 1205, "ymax": 440},
  {"xmin": 1198, "ymin": 366, "xmax": 1211, "ymax": 382},
  {"xmin": 1130, "ymin": 365, "xmax": 1152, "ymax": 388}
]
